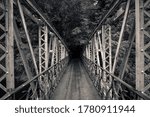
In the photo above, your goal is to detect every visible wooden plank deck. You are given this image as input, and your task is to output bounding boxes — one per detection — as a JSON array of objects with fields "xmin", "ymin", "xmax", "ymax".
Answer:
[{"xmin": 51, "ymin": 58, "xmax": 100, "ymax": 100}]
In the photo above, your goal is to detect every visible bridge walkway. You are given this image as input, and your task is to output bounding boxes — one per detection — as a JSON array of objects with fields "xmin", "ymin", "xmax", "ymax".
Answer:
[{"xmin": 52, "ymin": 59, "xmax": 100, "ymax": 100}]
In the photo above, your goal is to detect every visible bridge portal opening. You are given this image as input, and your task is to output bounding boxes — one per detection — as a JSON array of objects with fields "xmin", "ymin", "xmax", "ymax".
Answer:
[{"xmin": 69, "ymin": 46, "xmax": 83, "ymax": 59}]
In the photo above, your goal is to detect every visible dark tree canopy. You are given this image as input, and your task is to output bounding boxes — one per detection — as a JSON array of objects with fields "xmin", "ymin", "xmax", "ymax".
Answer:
[{"xmin": 33, "ymin": 0, "xmax": 113, "ymax": 52}]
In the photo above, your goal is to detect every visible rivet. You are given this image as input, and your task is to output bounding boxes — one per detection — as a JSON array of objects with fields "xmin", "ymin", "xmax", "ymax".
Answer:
[{"xmin": 141, "ymin": 49, "xmax": 144, "ymax": 52}]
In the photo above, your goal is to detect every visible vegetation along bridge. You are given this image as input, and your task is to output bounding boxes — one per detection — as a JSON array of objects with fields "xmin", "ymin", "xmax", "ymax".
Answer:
[{"xmin": 0, "ymin": 0, "xmax": 150, "ymax": 100}]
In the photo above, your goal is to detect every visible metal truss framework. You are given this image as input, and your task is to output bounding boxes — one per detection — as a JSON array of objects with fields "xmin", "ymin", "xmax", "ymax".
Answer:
[
  {"xmin": 83, "ymin": 25, "xmax": 112, "ymax": 99},
  {"xmin": 83, "ymin": 0, "xmax": 150, "ymax": 99},
  {"xmin": 0, "ymin": 0, "xmax": 69, "ymax": 99},
  {"xmin": 0, "ymin": 0, "xmax": 150, "ymax": 100},
  {"xmin": 38, "ymin": 26, "xmax": 68, "ymax": 99},
  {"xmin": 135, "ymin": 0, "xmax": 150, "ymax": 94},
  {"xmin": 0, "ymin": 0, "xmax": 14, "ymax": 98}
]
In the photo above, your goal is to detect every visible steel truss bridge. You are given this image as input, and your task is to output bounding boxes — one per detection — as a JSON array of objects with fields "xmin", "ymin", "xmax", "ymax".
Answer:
[{"xmin": 0, "ymin": 0, "xmax": 150, "ymax": 100}]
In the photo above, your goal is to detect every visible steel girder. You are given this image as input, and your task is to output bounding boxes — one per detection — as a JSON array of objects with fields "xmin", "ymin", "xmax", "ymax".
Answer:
[
  {"xmin": 0, "ymin": 0, "xmax": 14, "ymax": 99},
  {"xmin": 83, "ymin": 25, "xmax": 112, "ymax": 99},
  {"xmin": 135, "ymin": 0, "xmax": 150, "ymax": 94},
  {"xmin": 83, "ymin": 0, "xmax": 150, "ymax": 99},
  {"xmin": 0, "ymin": 0, "xmax": 69, "ymax": 99}
]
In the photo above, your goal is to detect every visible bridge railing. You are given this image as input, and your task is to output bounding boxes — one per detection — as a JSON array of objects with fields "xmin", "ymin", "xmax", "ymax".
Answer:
[
  {"xmin": 0, "ymin": 57, "xmax": 69, "ymax": 100},
  {"xmin": 83, "ymin": 0, "xmax": 150, "ymax": 99},
  {"xmin": 83, "ymin": 57, "xmax": 150, "ymax": 100},
  {"xmin": 0, "ymin": 0, "xmax": 69, "ymax": 99}
]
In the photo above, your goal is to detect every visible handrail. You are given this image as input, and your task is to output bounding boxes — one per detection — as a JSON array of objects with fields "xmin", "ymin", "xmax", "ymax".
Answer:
[
  {"xmin": 0, "ymin": 57, "xmax": 69, "ymax": 100},
  {"xmin": 83, "ymin": 57, "xmax": 150, "ymax": 100}
]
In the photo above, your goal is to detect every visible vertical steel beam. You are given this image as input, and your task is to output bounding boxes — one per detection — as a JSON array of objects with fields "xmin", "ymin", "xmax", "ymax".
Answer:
[
  {"xmin": 0, "ymin": 0, "xmax": 8, "ymax": 94},
  {"xmin": 142, "ymin": 0, "xmax": 150, "ymax": 93},
  {"xmin": 48, "ymin": 32, "xmax": 53, "ymax": 66},
  {"xmin": 89, "ymin": 43, "xmax": 92, "ymax": 61},
  {"xmin": 51, "ymin": 36, "xmax": 57, "ymax": 66},
  {"xmin": 101, "ymin": 25, "xmax": 112, "ymax": 99},
  {"xmin": 59, "ymin": 43, "xmax": 62, "ymax": 60},
  {"xmin": 55, "ymin": 39, "xmax": 58, "ymax": 64},
  {"xmin": 86, "ymin": 45, "xmax": 89, "ymax": 59},
  {"xmin": 58, "ymin": 42, "xmax": 61, "ymax": 61},
  {"xmin": 94, "ymin": 33, "xmax": 100, "ymax": 66},
  {"xmin": 108, "ymin": 26, "xmax": 112, "ymax": 83},
  {"xmin": 92, "ymin": 37, "xmax": 95, "ymax": 63},
  {"xmin": 97, "ymin": 30, "xmax": 104, "ymax": 66},
  {"xmin": 135, "ymin": 0, "xmax": 150, "ymax": 92},
  {"xmin": 135, "ymin": 0, "xmax": 144, "ymax": 91},
  {"xmin": 85, "ymin": 46, "xmax": 88, "ymax": 59},
  {"xmin": 61, "ymin": 45, "xmax": 65, "ymax": 60},
  {"xmin": 102, "ymin": 26, "xmax": 106, "ymax": 81},
  {"xmin": 6, "ymin": 0, "xmax": 14, "ymax": 92},
  {"xmin": 86, "ymin": 48, "xmax": 88, "ymax": 58},
  {"xmin": 102, "ymin": 25, "xmax": 112, "ymax": 82},
  {"xmin": 89, "ymin": 44, "xmax": 92, "ymax": 60},
  {"xmin": 97, "ymin": 30, "xmax": 104, "ymax": 78},
  {"xmin": 38, "ymin": 25, "xmax": 49, "ymax": 99},
  {"xmin": 39, "ymin": 25, "xmax": 48, "ymax": 74}
]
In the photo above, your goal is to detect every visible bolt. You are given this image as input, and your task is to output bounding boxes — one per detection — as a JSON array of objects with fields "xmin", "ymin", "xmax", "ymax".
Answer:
[
  {"xmin": 141, "ymin": 49, "xmax": 144, "ymax": 52},
  {"xmin": 141, "ymin": 71, "xmax": 144, "ymax": 73}
]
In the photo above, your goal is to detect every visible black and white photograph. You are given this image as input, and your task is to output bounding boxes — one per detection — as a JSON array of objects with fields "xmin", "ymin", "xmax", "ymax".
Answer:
[
  {"xmin": 1, "ymin": 0, "xmax": 150, "ymax": 116},
  {"xmin": 0, "ymin": 0, "xmax": 150, "ymax": 110}
]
